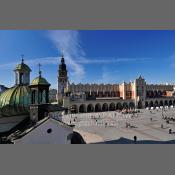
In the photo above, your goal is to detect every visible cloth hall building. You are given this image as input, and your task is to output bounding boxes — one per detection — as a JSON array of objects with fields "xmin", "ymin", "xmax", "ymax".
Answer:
[{"xmin": 58, "ymin": 56, "xmax": 175, "ymax": 113}]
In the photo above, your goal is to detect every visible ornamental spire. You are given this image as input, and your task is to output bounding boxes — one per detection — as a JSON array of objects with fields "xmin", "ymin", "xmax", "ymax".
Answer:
[
  {"xmin": 21, "ymin": 54, "xmax": 24, "ymax": 64},
  {"xmin": 60, "ymin": 49, "xmax": 65, "ymax": 64},
  {"xmin": 38, "ymin": 63, "xmax": 42, "ymax": 77},
  {"xmin": 61, "ymin": 49, "xmax": 64, "ymax": 58}
]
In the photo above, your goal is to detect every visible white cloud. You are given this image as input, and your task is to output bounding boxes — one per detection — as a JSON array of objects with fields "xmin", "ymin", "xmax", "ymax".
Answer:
[
  {"xmin": 0, "ymin": 55, "xmax": 152, "ymax": 87},
  {"xmin": 75, "ymin": 57, "xmax": 152, "ymax": 64},
  {"xmin": 0, "ymin": 56, "xmax": 151, "ymax": 70},
  {"xmin": 0, "ymin": 57, "xmax": 58, "ymax": 69},
  {"xmin": 47, "ymin": 30, "xmax": 86, "ymax": 83},
  {"xmin": 95, "ymin": 67, "xmax": 120, "ymax": 84},
  {"xmin": 0, "ymin": 29, "xmax": 153, "ymax": 85}
]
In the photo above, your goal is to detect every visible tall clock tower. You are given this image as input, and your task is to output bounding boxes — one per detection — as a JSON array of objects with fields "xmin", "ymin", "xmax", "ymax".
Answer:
[
  {"xmin": 57, "ymin": 55, "xmax": 68, "ymax": 100},
  {"xmin": 134, "ymin": 75, "xmax": 146, "ymax": 109}
]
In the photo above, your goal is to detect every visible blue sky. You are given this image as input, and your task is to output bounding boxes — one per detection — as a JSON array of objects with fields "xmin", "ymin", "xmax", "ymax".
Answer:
[{"xmin": 1, "ymin": 30, "xmax": 175, "ymax": 88}]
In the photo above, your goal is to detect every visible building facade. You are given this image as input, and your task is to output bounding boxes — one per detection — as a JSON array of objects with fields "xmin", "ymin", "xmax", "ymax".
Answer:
[
  {"xmin": 49, "ymin": 89, "xmax": 57, "ymax": 103},
  {"xmin": 57, "ymin": 56, "xmax": 175, "ymax": 113}
]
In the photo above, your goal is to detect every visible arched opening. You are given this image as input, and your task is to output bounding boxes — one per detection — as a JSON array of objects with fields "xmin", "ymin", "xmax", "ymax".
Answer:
[
  {"xmin": 138, "ymin": 101, "xmax": 142, "ymax": 109},
  {"xmin": 104, "ymin": 91, "xmax": 110, "ymax": 97},
  {"xmin": 149, "ymin": 101, "xmax": 153, "ymax": 107},
  {"xmin": 98, "ymin": 91, "xmax": 103, "ymax": 97},
  {"xmin": 31, "ymin": 90, "xmax": 36, "ymax": 104},
  {"xmin": 111, "ymin": 91, "xmax": 116, "ymax": 97},
  {"xmin": 70, "ymin": 104, "xmax": 78, "ymax": 113},
  {"xmin": 19, "ymin": 73, "xmax": 24, "ymax": 84},
  {"xmin": 71, "ymin": 131, "xmax": 86, "ymax": 144},
  {"xmin": 116, "ymin": 103, "xmax": 122, "ymax": 110},
  {"xmin": 155, "ymin": 101, "xmax": 159, "ymax": 107},
  {"xmin": 145, "ymin": 101, "xmax": 149, "ymax": 108},
  {"xmin": 41, "ymin": 90, "xmax": 46, "ymax": 104},
  {"xmin": 116, "ymin": 91, "xmax": 120, "ymax": 97},
  {"xmin": 154, "ymin": 90, "xmax": 158, "ymax": 98},
  {"xmin": 79, "ymin": 104, "xmax": 86, "ymax": 113},
  {"xmin": 129, "ymin": 102, "xmax": 135, "ymax": 109},
  {"xmin": 109, "ymin": 103, "xmax": 115, "ymax": 111},
  {"xmin": 159, "ymin": 100, "xmax": 163, "ymax": 106},
  {"xmin": 87, "ymin": 104, "xmax": 94, "ymax": 113},
  {"xmin": 102, "ymin": 103, "xmax": 108, "ymax": 111},
  {"xmin": 95, "ymin": 103, "xmax": 101, "ymax": 112},
  {"xmin": 169, "ymin": 100, "xmax": 172, "ymax": 106},
  {"xmin": 123, "ymin": 102, "xmax": 128, "ymax": 109},
  {"xmin": 146, "ymin": 91, "xmax": 150, "ymax": 98},
  {"xmin": 158, "ymin": 90, "xmax": 162, "ymax": 97},
  {"xmin": 91, "ymin": 92, "xmax": 96, "ymax": 98},
  {"xmin": 164, "ymin": 100, "xmax": 168, "ymax": 106},
  {"xmin": 148, "ymin": 91, "xmax": 154, "ymax": 98}
]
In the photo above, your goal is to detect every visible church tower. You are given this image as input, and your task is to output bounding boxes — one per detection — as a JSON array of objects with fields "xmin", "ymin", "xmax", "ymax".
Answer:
[
  {"xmin": 29, "ymin": 64, "xmax": 51, "ymax": 122},
  {"xmin": 134, "ymin": 75, "xmax": 146, "ymax": 109},
  {"xmin": 14, "ymin": 55, "xmax": 31, "ymax": 85},
  {"xmin": 57, "ymin": 54, "xmax": 68, "ymax": 100}
]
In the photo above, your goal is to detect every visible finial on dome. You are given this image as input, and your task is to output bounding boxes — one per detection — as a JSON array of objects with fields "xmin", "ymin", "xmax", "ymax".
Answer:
[
  {"xmin": 38, "ymin": 63, "xmax": 42, "ymax": 77},
  {"xmin": 21, "ymin": 54, "xmax": 24, "ymax": 64}
]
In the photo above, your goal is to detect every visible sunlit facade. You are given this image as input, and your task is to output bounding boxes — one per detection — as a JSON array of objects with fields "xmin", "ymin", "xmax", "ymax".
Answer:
[{"xmin": 57, "ymin": 57, "xmax": 175, "ymax": 113}]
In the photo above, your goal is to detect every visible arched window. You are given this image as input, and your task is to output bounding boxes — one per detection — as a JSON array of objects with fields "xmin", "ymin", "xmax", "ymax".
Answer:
[
  {"xmin": 87, "ymin": 104, "xmax": 94, "ymax": 113},
  {"xmin": 79, "ymin": 104, "xmax": 86, "ymax": 113},
  {"xmin": 32, "ymin": 90, "xmax": 36, "ymax": 104},
  {"xmin": 20, "ymin": 73, "xmax": 24, "ymax": 84},
  {"xmin": 42, "ymin": 90, "xmax": 46, "ymax": 103},
  {"xmin": 102, "ymin": 103, "xmax": 108, "ymax": 111},
  {"xmin": 95, "ymin": 103, "xmax": 101, "ymax": 112},
  {"xmin": 109, "ymin": 103, "xmax": 115, "ymax": 111},
  {"xmin": 39, "ymin": 91, "xmax": 42, "ymax": 104}
]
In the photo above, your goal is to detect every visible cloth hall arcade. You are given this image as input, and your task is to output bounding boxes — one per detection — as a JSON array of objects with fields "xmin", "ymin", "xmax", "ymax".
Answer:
[{"xmin": 57, "ymin": 56, "xmax": 175, "ymax": 113}]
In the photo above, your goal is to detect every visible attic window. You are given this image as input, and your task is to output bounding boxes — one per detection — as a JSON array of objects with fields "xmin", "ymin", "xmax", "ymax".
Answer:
[{"xmin": 47, "ymin": 128, "xmax": 52, "ymax": 134}]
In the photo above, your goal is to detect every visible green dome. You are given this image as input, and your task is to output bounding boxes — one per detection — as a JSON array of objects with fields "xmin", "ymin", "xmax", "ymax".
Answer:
[
  {"xmin": 0, "ymin": 85, "xmax": 31, "ymax": 117},
  {"xmin": 15, "ymin": 63, "xmax": 31, "ymax": 72},
  {"xmin": 31, "ymin": 76, "xmax": 50, "ymax": 86}
]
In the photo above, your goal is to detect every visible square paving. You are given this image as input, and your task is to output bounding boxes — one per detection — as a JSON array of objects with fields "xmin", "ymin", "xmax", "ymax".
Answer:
[{"xmin": 63, "ymin": 108, "xmax": 175, "ymax": 144}]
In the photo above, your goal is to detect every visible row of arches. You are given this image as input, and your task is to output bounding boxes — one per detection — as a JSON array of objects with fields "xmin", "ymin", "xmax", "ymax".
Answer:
[
  {"xmin": 70, "ymin": 102, "xmax": 135, "ymax": 113},
  {"xmin": 145, "ymin": 100, "xmax": 175, "ymax": 108}
]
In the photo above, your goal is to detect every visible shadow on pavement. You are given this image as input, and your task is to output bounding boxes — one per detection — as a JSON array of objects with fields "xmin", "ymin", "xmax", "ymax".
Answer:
[{"xmin": 94, "ymin": 137, "xmax": 175, "ymax": 144}]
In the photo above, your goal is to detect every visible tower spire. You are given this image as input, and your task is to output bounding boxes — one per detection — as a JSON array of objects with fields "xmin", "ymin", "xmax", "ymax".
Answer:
[
  {"xmin": 58, "ymin": 49, "xmax": 68, "ymax": 100},
  {"xmin": 61, "ymin": 49, "xmax": 64, "ymax": 58},
  {"xmin": 60, "ymin": 49, "xmax": 65, "ymax": 64}
]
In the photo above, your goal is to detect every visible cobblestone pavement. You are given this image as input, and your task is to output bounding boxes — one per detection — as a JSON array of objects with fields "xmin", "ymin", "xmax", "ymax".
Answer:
[{"xmin": 63, "ymin": 108, "xmax": 175, "ymax": 144}]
